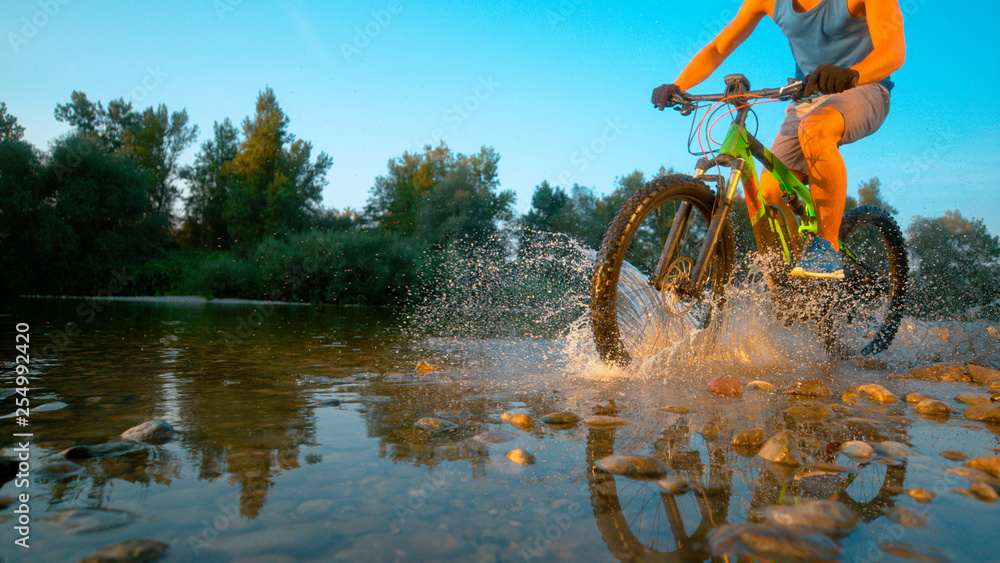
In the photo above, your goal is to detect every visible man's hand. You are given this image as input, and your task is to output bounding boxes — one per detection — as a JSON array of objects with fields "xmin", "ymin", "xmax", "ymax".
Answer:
[
  {"xmin": 802, "ymin": 64, "xmax": 860, "ymax": 97},
  {"xmin": 652, "ymin": 84, "xmax": 682, "ymax": 110}
]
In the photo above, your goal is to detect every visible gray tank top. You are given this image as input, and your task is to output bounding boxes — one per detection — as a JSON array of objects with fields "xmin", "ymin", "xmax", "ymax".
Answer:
[{"xmin": 772, "ymin": 0, "xmax": 893, "ymax": 90}]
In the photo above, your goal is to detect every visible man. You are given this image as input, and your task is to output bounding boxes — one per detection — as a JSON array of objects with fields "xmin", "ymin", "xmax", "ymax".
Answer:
[{"xmin": 652, "ymin": 0, "xmax": 905, "ymax": 278}]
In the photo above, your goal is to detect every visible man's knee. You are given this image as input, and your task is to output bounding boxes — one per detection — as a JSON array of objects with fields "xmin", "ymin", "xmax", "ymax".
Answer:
[
  {"xmin": 797, "ymin": 107, "xmax": 845, "ymax": 153},
  {"xmin": 759, "ymin": 171, "xmax": 781, "ymax": 202}
]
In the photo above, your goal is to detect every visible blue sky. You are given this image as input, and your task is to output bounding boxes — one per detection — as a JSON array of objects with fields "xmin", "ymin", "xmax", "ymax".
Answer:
[{"xmin": 4, "ymin": 0, "xmax": 999, "ymax": 234}]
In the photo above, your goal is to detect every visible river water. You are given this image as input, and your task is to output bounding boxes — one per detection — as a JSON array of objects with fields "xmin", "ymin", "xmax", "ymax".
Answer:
[{"xmin": 1, "ymin": 288, "xmax": 999, "ymax": 562}]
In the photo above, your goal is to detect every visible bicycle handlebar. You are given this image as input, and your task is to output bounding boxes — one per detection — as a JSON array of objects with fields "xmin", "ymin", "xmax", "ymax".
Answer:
[{"xmin": 668, "ymin": 80, "xmax": 805, "ymax": 115}]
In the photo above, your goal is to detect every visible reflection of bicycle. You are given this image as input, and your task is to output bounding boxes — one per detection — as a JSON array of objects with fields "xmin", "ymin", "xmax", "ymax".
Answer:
[{"xmin": 590, "ymin": 75, "xmax": 907, "ymax": 366}]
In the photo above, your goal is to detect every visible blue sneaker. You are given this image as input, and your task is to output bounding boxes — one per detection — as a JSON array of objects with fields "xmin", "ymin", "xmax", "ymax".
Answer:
[{"xmin": 791, "ymin": 238, "xmax": 844, "ymax": 279}]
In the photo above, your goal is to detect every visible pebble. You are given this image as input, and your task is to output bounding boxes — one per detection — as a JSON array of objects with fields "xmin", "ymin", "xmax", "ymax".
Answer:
[
  {"xmin": 36, "ymin": 460, "xmax": 84, "ymax": 478},
  {"xmin": 415, "ymin": 361, "xmax": 437, "ymax": 372},
  {"xmin": 697, "ymin": 422, "xmax": 720, "ymax": 441},
  {"xmin": 908, "ymin": 362, "xmax": 966, "ymax": 381},
  {"xmin": 879, "ymin": 542, "xmax": 955, "ymax": 563},
  {"xmin": 971, "ymin": 481, "xmax": 1000, "ymax": 502},
  {"xmin": 841, "ymin": 388, "xmax": 862, "ymax": 405},
  {"xmin": 906, "ymin": 488, "xmax": 936, "ymax": 503},
  {"xmin": 60, "ymin": 442, "xmax": 145, "ymax": 460},
  {"xmin": 51, "ymin": 508, "xmax": 138, "ymax": 534},
  {"xmin": 785, "ymin": 380, "xmax": 830, "ymax": 397},
  {"xmin": 857, "ymin": 383, "xmax": 899, "ymax": 404},
  {"xmin": 943, "ymin": 466, "xmax": 995, "ymax": 482},
  {"xmin": 655, "ymin": 478, "xmax": 692, "ymax": 494},
  {"xmin": 765, "ymin": 499, "xmax": 858, "ymax": 531},
  {"xmin": 79, "ymin": 539, "xmax": 168, "ymax": 563},
  {"xmin": 940, "ymin": 451, "xmax": 968, "ymax": 461},
  {"xmin": 709, "ymin": 523, "xmax": 840, "ymax": 561},
  {"xmin": 414, "ymin": 417, "xmax": 458, "ymax": 432},
  {"xmin": 505, "ymin": 448, "xmax": 535, "ymax": 465},
  {"xmin": 732, "ymin": 427, "xmax": 765, "ymax": 446},
  {"xmin": 905, "ymin": 392, "xmax": 931, "ymax": 404},
  {"xmin": 120, "ymin": 420, "xmax": 174, "ymax": 445},
  {"xmin": 915, "ymin": 399, "xmax": 951, "ymax": 415},
  {"xmin": 757, "ymin": 431, "xmax": 803, "ymax": 466},
  {"xmin": 659, "ymin": 405, "xmax": 689, "ymax": 414},
  {"xmin": 500, "ymin": 412, "xmax": 534, "ymax": 430},
  {"xmin": 708, "ymin": 375, "xmax": 743, "ymax": 396},
  {"xmin": 594, "ymin": 454, "xmax": 668, "ymax": 479},
  {"xmin": 837, "ymin": 441, "xmax": 875, "ymax": 461},
  {"xmin": 967, "ymin": 364, "xmax": 1000, "ymax": 385},
  {"xmin": 583, "ymin": 415, "xmax": 632, "ymax": 428},
  {"xmin": 964, "ymin": 456, "xmax": 1000, "ymax": 478},
  {"xmin": 783, "ymin": 401, "xmax": 835, "ymax": 423},
  {"xmin": 955, "ymin": 393, "xmax": 990, "ymax": 405},
  {"xmin": 540, "ymin": 412, "xmax": 580, "ymax": 425},
  {"xmin": 964, "ymin": 403, "xmax": 1000, "ymax": 423},
  {"xmin": 746, "ymin": 380, "xmax": 777, "ymax": 391},
  {"xmin": 874, "ymin": 441, "xmax": 921, "ymax": 459},
  {"xmin": 885, "ymin": 505, "xmax": 929, "ymax": 528},
  {"xmin": 472, "ymin": 430, "xmax": 518, "ymax": 444}
]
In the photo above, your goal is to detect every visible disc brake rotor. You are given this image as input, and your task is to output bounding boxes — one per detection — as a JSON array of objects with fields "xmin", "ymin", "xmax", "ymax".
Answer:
[{"xmin": 661, "ymin": 257, "xmax": 696, "ymax": 316}]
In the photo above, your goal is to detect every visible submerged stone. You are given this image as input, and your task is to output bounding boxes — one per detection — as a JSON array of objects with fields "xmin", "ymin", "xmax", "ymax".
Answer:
[
  {"xmin": 970, "ymin": 481, "xmax": 1000, "ymax": 502},
  {"xmin": 709, "ymin": 523, "xmax": 840, "ymax": 561},
  {"xmin": 955, "ymin": 393, "xmax": 990, "ymax": 405},
  {"xmin": 964, "ymin": 403, "xmax": 1000, "ymax": 423},
  {"xmin": 583, "ymin": 415, "xmax": 632, "ymax": 428},
  {"xmin": 967, "ymin": 364, "xmax": 1000, "ymax": 385},
  {"xmin": 908, "ymin": 362, "xmax": 966, "ymax": 381},
  {"xmin": 785, "ymin": 380, "xmax": 830, "ymax": 397},
  {"xmin": 51, "ymin": 508, "xmax": 138, "ymax": 534},
  {"xmin": 505, "ymin": 448, "xmax": 536, "ymax": 465},
  {"xmin": 732, "ymin": 427, "xmax": 765, "ymax": 446},
  {"xmin": 746, "ymin": 380, "xmax": 777, "ymax": 392},
  {"xmin": 472, "ymin": 430, "xmax": 517, "ymax": 444},
  {"xmin": 802, "ymin": 461, "xmax": 859, "ymax": 475},
  {"xmin": 415, "ymin": 361, "xmax": 437, "ymax": 372},
  {"xmin": 659, "ymin": 405, "xmax": 689, "ymax": 414},
  {"xmin": 940, "ymin": 451, "xmax": 968, "ymax": 461},
  {"xmin": 594, "ymin": 454, "xmax": 668, "ymax": 479},
  {"xmin": 837, "ymin": 440, "xmax": 875, "ymax": 461},
  {"xmin": 906, "ymin": 488, "xmax": 936, "ymax": 503},
  {"xmin": 414, "ymin": 417, "xmax": 458, "ymax": 432},
  {"xmin": 697, "ymin": 422, "xmax": 720, "ymax": 441},
  {"xmin": 784, "ymin": 401, "xmax": 835, "ymax": 423},
  {"xmin": 915, "ymin": 399, "xmax": 951, "ymax": 415},
  {"xmin": 905, "ymin": 392, "xmax": 931, "ymax": 404},
  {"xmin": 80, "ymin": 539, "xmax": 168, "ymax": 563},
  {"xmin": 944, "ymin": 466, "xmax": 996, "ymax": 482},
  {"xmin": 36, "ymin": 460, "xmax": 84, "ymax": 478},
  {"xmin": 874, "ymin": 441, "xmax": 921, "ymax": 459},
  {"xmin": 500, "ymin": 412, "xmax": 534, "ymax": 431},
  {"xmin": 540, "ymin": 412, "xmax": 581, "ymax": 425},
  {"xmin": 60, "ymin": 442, "xmax": 145, "ymax": 460},
  {"xmin": 765, "ymin": 500, "xmax": 858, "ymax": 531},
  {"xmin": 885, "ymin": 506, "xmax": 929, "ymax": 528},
  {"xmin": 655, "ymin": 477, "xmax": 692, "ymax": 494},
  {"xmin": 120, "ymin": 420, "xmax": 174, "ymax": 445},
  {"xmin": 757, "ymin": 431, "xmax": 803, "ymax": 466},
  {"xmin": 857, "ymin": 383, "xmax": 899, "ymax": 404},
  {"xmin": 708, "ymin": 375, "xmax": 742, "ymax": 396},
  {"xmin": 964, "ymin": 456, "xmax": 1000, "ymax": 478},
  {"xmin": 879, "ymin": 542, "xmax": 955, "ymax": 563}
]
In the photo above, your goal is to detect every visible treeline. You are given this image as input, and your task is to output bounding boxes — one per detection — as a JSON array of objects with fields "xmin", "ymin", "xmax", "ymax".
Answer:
[{"xmin": 1, "ymin": 93, "xmax": 999, "ymax": 319}]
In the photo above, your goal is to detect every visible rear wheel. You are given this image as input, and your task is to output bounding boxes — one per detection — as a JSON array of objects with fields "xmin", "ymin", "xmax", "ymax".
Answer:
[
  {"xmin": 823, "ymin": 206, "xmax": 908, "ymax": 357},
  {"xmin": 590, "ymin": 175, "xmax": 735, "ymax": 366}
]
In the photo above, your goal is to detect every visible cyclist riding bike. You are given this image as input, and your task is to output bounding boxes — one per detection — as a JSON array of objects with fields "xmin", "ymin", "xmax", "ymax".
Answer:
[{"xmin": 652, "ymin": 0, "xmax": 906, "ymax": 279}]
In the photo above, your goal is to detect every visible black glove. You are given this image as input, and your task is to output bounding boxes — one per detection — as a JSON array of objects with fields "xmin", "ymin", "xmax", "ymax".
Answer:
[
  {"xmin": 802, "ymin": 64, "xmax": 860, "ymax": 96},
  {"xmin": 652, "ymin": 83, "xmax": 681, "ymax": 110}
]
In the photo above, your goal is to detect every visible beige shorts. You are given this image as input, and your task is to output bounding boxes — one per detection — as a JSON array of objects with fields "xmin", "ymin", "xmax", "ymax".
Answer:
[{"xmin": 769, "ymin": 83, "xmax": 891, "ymax": 175}]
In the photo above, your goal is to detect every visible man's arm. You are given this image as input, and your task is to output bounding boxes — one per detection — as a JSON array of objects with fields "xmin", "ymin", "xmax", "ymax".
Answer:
[
  {"xmin": 672, "ymin": 0, "xmax": 773, "ymax": 91},
  {"xmin": 852, "ymin": 0, "xmax": 906, "ymax": 84}
]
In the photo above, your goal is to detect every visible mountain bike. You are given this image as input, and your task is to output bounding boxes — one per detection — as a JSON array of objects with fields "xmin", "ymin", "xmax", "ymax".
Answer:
[{"xmin": 590, "ymin": 74, "xmax": 908, "ymax": 366}]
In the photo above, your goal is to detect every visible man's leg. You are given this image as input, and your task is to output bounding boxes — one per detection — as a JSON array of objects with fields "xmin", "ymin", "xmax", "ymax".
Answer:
[{"xmin": 797, "ymin": 106, "xmax": 848, "ymax": 250}]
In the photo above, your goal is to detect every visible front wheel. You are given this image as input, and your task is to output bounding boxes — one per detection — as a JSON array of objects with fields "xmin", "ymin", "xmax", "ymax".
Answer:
[
  {"xmin": 590, "ymin": 175, "xmax": 735, "ymax": 366},
  {"xmin": 823, "ymin": 205, "xmax": 908, "ymax": 357}
]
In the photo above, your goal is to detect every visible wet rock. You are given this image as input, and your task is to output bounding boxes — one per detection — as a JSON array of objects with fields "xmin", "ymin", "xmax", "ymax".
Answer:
[
  {"xmin": 60, "ymin": 442, "xmax": 145, "ymax": 460},
  {"xmin": 500, "ymin": 412, "xmax": 534, "ymax": 431},
  {"xmin": 120, "ymin": 420, "xmax": 174, "ymax": 445},
  {"xmin": 732, "ymin": 427, "xmax": 765, "ymax": 446},
  {"xmin": 414, "ymin": 417, "xmax": 458, "ymax": 432},
  {"xmin": 856, "ymin": 383, "xmax": 899, "ymax": 404},
  {"xmin": 914, "ymin": 399, "xmax": 951, "ymax": 415},
  {"xmin": 746, "ymin": 380, "xmax": 777, "ymax": 391},
  {"xmin": 36, "ymin": 460, "xmax": 84, "ymax": 478},
  {"xmin": 841, "ymin": 388, "xmax": 862, "ymax": 405},
  {"xmin": 964, "ymin": 456, "xmax": 1000, "ymax": 478},
  {"xmin": 879, "ymin": 542, "xmax": 955, "ymax": 563},
  {"xmin": 802, "ymin": 461, "xmax": 859, "ymax": 475},
  {"xmin": 415, "ymin": 361, "xmax": 437, "ymax": 372},
  {"xmin": 472, "ymin": 430, "xmax": 517, "ymax": 444},
  {"xmin": 655, "ymin": 478, "xmax": 691, "ymax": 494},
  {"xmin": 583, "ymin": 415, "xmax": 632, "ymax": 428},
  {"xmin": 756, "ymin": 431, "xmax": 803, "ymax": 466},
  {"xmin": 51, "ymin": 508, "xmax": 138, "ymax": 534},
  {"xmin": 837, "ymin": 441, "xmax": 875, "ymax": 461},
  {"xmin": 32, "ymin": 401, "xmax": 69, "ymax": 413},
  {"xmin": 955, "ymin": 393, "xmax": 991, "ymax": 405},
  {"xmin": 709, "ymin": 523, "xmax": 840, "ymax": 561},
  {"xmin": 79, "ymin": 539, "xmax": 168, "ymax": 563},
  {"xmin": 943, "ymin": 466, "xmax": 995, "ymax": 482},
  {"xmin": 908, "ymin": 362, "xmax": 966, "ymax": 381},
  {"xmin": 784, "ymin": 401, "xmax": 835, "ymax": 423},
  {"xmin": 906, "ymin": 488, "xmax": 936, "ymax": 503},
  {"xmin": 940, "ymin": 451, "xmax": 968, "ymax": 461},
  {"xmin": 785, "ymin": 379, "xmax": 830, "ymax": 398},
  {"xmin": 970, "ymin": 481, "xmax": 1000, "ymax": 502},
  {"xmin": 967, "ymin": 364, "xmax": 1000, "ymax": 385},
  {"xmin": 875, "ymin": 441, "xmax": 921, "ymax": 459},
  {"xmin": 697, "ymin": 421, "xmax": 720, "ymax": 441},
  {"xmin": 964, "ymin": 403, "xmax": 1000, "ymax": 423},
  {"xmin": 905, "ymin": 392, "xmax": 931, "ymax": 404},
  {"xmin": 941, "ymin": 371, "xmax": 972, "ymax": 382},
  {"xmin": 594, "ymin": 454, "xmax": 668, "ymax": 479},
  {"xmin": 505, "ymin": 448, "xmax": 535, "ymax": 465},
  {"xmin": 658, "ymin": 405, "xmax": 689, "ymax": 414},
  {"xmin": 885, "ymin": 506, "xmax": 929, "ymax": 528},
  {"xmin": 765, "ymin": 499, "xmax": 858, "ymax": 532},
  {"xmin": 309, "ymin": 398, "xmax": 341, "ymax": 407},
  {"xmin": 540, "ymin": 412, "xmax": 580, "ymax": 425},
  {"xmin": 708, "ymin": 375, "xmax": 743, "ymax": 396}
]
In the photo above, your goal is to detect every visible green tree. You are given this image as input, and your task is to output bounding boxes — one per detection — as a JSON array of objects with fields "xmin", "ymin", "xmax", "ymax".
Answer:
[
  {"xmin": 181, "ymin": 118, "xmax": 240, "ymax": 248},
  {"xmin": 0, "ymin": 103, "xmax": 25, "ymax": 142},
  {"xmin": 907, "ymin": 210, "xmax": 1000, "ymax": 319},
  {"xmin": 223, "ymin": 87, "xmax": 332, "ymax": 246}
]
